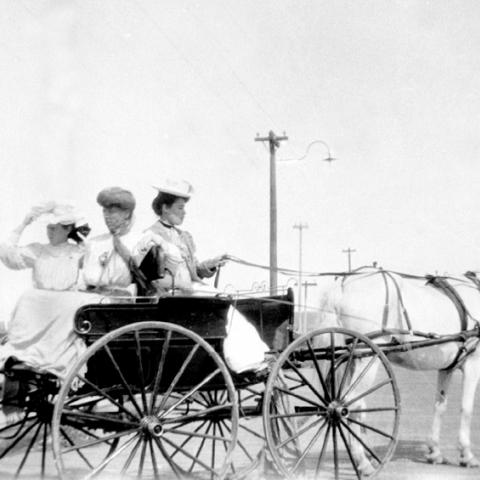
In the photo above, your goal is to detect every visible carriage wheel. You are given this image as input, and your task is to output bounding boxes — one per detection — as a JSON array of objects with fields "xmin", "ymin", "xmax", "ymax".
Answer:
[
  {"xmin": 52, "ymin": 321, "xmax": 238, "ymax": 480},
  {"xmin": 0, "ymin": 369, "xmax": 59, "ymax": 479},
  {"xmin": 263, "ymin": 327, "xmax": 400, "ymax": 480},
  {"xmin": 185, "ymin": 381, "xmax": 266, "ymax": 480}
]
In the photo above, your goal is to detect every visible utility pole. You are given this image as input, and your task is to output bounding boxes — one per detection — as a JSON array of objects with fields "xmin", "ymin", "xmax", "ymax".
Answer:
[
  {"xmin": 342, "ymin": 247, "xmax": 356, "ymax": 272},
  {"xmin": 255, "ymin": 130, "xmax": 288, "ymax": 292}
]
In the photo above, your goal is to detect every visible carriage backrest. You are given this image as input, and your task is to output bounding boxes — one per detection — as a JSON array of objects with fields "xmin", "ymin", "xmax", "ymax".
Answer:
[{"xmin": 73, "ymin": 288, "xmax": 295, "ymax": 351}]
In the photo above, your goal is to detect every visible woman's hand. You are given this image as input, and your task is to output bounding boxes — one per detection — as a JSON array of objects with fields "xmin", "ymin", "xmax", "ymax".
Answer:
[
  {"xmin": 205, "ymin": 254, "xmax": 228, "ymax": 271},
  {"xmin": 23, "ymin": 202, "xmax": 57, "ymax": 226}
]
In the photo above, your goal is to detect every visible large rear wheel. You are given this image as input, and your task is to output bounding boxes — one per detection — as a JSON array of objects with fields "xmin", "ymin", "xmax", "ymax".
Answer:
[{"xmin": 52, "ymin": 321, "xmax": 238, "ymax": 479}]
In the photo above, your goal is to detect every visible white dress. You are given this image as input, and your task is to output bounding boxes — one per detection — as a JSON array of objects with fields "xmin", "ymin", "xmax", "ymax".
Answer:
[{"xmin": 0, "ymin": 237, "xmax": 92, "ymax": 379}]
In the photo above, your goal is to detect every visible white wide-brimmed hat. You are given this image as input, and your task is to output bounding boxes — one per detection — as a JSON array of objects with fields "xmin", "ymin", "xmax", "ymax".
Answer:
[
  {"xmin": 36, "ymin": 202, "xmax": 84, "ymax": 226},
  {"xmin": 153, "ymin": 179, "xmax": 194, "ymax": 199}
]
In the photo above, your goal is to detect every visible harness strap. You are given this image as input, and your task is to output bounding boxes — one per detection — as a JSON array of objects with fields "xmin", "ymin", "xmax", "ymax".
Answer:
[
  {"xmin": 441, "ymin": 336, "xmax": 480, "ymax": 371},
  {"xmin": 425, "ymin": 275, "xmax": 468, "ymax": 331},
  {"xmin": 377, "ymin": 270, "xmax": 413, "ymax": 332}
]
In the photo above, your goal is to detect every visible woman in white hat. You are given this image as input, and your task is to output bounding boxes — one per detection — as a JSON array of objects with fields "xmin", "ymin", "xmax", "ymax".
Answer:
[
  {"xmin": 140, "ymin": 180, "xmax": 269, "ymax": 375},
  {"xmin": 145, "ymin": 180, "xmax": 226, "ymax": 293},
  {"xmin": 0, "ymin": 202, "xmax": 88, "ymax": 291},
  {"xmin": 0, "ymin": 202, "xmax": 90, "ymax": 426}
]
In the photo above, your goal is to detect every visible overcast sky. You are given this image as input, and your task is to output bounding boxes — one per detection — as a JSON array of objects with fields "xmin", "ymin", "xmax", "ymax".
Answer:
[{"xmin": 1, "ymin": 0, "xmax": 480, "ymax": 322}]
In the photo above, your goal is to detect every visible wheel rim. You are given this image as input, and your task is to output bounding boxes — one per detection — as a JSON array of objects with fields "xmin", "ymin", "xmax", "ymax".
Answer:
[
  {"xmin": 52, "ymin": 321, "xmax": 238, "ymax": 479},
  {"xmin": 263, "ymin": 327, "xmax": 400, "ymax": 480}
]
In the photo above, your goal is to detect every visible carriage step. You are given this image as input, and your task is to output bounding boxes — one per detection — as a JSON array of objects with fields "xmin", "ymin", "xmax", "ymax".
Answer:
[{"xmin": 295, "ymin": 406, "xmax": 323, "ymax": 414}]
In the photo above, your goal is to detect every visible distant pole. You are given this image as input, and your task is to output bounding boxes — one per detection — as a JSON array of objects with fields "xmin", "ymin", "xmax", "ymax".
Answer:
[
  {"xmin": 342, "ymin": 247, "xmax": 356, "ymax": 272},
  {"xmin": 293, "ymin": 222, "xmax": 308, "ymax": 308},
  {"xmin": 294, "ymin": 222, "xmax": 308, "ymax": 334},
  {"xmin": 255, "ymin": 130, "xmax": 288, "ymax": 292}
]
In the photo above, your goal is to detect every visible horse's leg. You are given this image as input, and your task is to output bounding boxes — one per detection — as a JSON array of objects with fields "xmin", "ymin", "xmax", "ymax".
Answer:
[
  {"xmin": 458, "ymin": 355, "xmax": 480, "ymax": 468},
  {"xmin": 346, "ymin": 357, "xmax": 381, "ymax": 476},
  {"xmin": 425, "ymin": 369, "xmax": 452, "ymax": 464}
]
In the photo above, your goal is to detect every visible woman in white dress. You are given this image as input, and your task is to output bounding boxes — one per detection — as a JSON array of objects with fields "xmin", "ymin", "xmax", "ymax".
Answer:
[{"xmin": 0, "ymin": 202, "xmax": 89, "ymax": 424}]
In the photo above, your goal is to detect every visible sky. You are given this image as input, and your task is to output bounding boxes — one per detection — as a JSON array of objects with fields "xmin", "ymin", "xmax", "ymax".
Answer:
[{"xmin": 1, "ymin": 0, "xmax": 480, "ymax": 322}]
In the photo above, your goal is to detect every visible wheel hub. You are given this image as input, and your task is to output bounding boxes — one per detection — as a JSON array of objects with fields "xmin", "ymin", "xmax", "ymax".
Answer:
[
  {"xmin": 326, "ymin": 401, "xmax": 349, "ymax": 421},
  {"xmin": 140, "ymin": 415, "xmax": 164, "ymax": 437}
]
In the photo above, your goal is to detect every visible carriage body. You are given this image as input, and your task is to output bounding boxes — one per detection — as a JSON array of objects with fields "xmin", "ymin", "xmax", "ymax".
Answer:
[{"xmin": 0, "ymin": 289, "xmax": 295, "ymax": 480}]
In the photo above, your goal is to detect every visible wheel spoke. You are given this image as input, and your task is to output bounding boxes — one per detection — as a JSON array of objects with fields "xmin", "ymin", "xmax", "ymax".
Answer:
[
  {"xmin": 138, "ymin": 438, "xmax": 147, "ymax": 477},
  {"xmin": 340, "ymin": 418, "xmax": 382, "ymax": 463},
  {"xmin": 68, "ymin": 374, "xmax": 139, "ymax": 421},
  {"xmin": 272, "ymin": 384, "xmax": 323, "ymax": 410},
  {"xmin": 346, "ymin": 415, "xmax": 396, "ymax": 441},
  {"xmin": 344, "ymin": 378, "xmax": 393, "ymax": 407},
  {"xmin": 104, "ymin": 344, "xmax": 144, "ymax": 417},
  {"xmin": 150, "ymin": 330, "xmax": 171, "ymax": 412},
  {"xmin": 61, "ymin": 406, "xmax": 139, "ymax": 430},
  {"xmin": 169, "ymin": 421, "xmax": 208, "ymax": 461},
  {"xmin": 337, "ymin": 421, "xmax": 362, "ymax": 480},
  {"xmin": 285, "ymin": 357, "xmax": 329, "ymax": 406},
  {"xmin": 148, "ymin": 437, "xmax": 160, "ymax": 479},
  {"xmin": 0, "ymin": 417, "xmax": 39, "ymax": 458},
  {"xmin": 161, "ymin": 434, "xmax": 217, "ymax": 474},
  {"xmin": 277, "ymin": 415, "xmax": 326, "ymax": 450},
  {"xmin": 162, "ymin": 402, "xmax": 235, "ymax": 425},
  {"xmin": 84, "ymin": 433, "xmax": 139, "ymax": 480},
  {"xmin": 15, "ymin": 419, "xmax": 43, "ymax": 477},
  {"xmin": 156, "ymin": 344, "xmax": 200, "ymax": 412},
  {"xmin": 306, "ymin": 339, "xmax": 331, "ymax": 403},
  {"xmin": 41, "ymin": 421, "xmax": 49, "ymax": 476},
  {"xmin": 339, "ymin": 355, "xmax": 377, "ymax": 403},
  {"xmin": 153, "ymin": 437, "xmax": 187, "ymax": 479},
  {"xmin": 134, "ymin": 330, "xmax": 149, "ymax": 412},
  {"xmin": 120, "ymin": 435, "xmax": 142, "ymax": 474},
  {"xmin": 165, "ymin": 427, "xmax": 230, "ymax": 442},
  {"xmin": 59, "ymin": 426, "xmax": 94, "ymax": 468},
  {"xmin": 61, "ymin": 427, "xmax": 139, "ymax": 454},
  {"xmin": 290, "ymin": 417, "xmax": 328, "ymax": 475},
  {"xmin": 158, "ymin": 368, "xmax": 222, "ymax": 418},
  {"xmin": 314, "ymin": 422, "xmax": 331, "ymax": 478},
  {"xmin": 332, "ymin": 423, "xmax": 341, "ymax": 480},
  {"xmin": 336, "ymin": 338, "xmax": 359, "ymax": 399}
]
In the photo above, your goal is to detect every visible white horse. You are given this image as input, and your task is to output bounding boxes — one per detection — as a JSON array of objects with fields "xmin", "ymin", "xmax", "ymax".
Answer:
[{"xmin": 308, "ymin": 267, "xmax": 480, "ymax": 473}]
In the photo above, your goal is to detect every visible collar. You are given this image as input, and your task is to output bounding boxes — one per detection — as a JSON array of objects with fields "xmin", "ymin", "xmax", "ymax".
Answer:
[{"xmin": 160, "ymin": 220, "xmax": 175, "ymax": 229}]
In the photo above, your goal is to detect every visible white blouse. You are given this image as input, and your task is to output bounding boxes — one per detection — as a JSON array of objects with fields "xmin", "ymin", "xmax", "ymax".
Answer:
[{"xmin": 0, "ymin": 239, "xmax": 84, "ymax": 291}]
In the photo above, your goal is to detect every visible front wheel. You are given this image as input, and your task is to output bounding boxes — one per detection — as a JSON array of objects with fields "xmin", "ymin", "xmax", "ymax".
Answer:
[{"xmin": 263, "ymin": 327, "xmax": 400, "ymax": 480}]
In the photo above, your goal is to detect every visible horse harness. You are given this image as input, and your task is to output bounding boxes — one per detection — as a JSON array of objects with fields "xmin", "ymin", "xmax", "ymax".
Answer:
[{"xmin": 353, "ymin": 268, "xmax": 480, "ymax": 371}]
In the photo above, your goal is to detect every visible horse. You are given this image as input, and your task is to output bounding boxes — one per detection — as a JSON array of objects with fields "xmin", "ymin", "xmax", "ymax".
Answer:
[{"xmin": 306, "ymin": 267, "xmax": 480, "ymax": 474}]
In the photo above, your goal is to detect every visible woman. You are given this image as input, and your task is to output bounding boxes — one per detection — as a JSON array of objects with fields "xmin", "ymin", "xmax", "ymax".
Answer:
[
  {"xmin": 145, "ymin": 180, "xmax": 226, "ymax": 294},
  {"xmin": 142, "ymin": 179, "xmax": 269, "ymax": 374},
  {"xmin": 0, "ymin": 202, "xmax": 87, "ymax": 291},
  {"xmin": 0, "ymin": 202, "xmax": 89, "ymax": 425}
]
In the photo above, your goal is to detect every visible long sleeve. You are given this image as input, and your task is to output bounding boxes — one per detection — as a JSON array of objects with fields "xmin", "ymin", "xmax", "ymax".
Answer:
[{"xmin": 0, "ymin": 227, "xmax": 41, "ymax": 270}]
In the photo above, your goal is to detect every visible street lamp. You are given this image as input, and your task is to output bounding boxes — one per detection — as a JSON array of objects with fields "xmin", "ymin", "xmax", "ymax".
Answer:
[{"xmin": 278, "ymin": 139, "xmax": 336, "ymax": 164}]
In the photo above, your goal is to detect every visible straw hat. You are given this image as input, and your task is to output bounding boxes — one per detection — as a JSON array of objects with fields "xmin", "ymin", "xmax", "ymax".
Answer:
[{"xmin": 153, "ymin": 179, "xmax": 194, "ymax": 199}]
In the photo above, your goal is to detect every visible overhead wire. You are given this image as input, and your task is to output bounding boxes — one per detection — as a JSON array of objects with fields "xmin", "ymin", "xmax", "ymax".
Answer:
[{"xmin": 126, "ymin": 0, "xmax": 266, "ymax": 167}]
